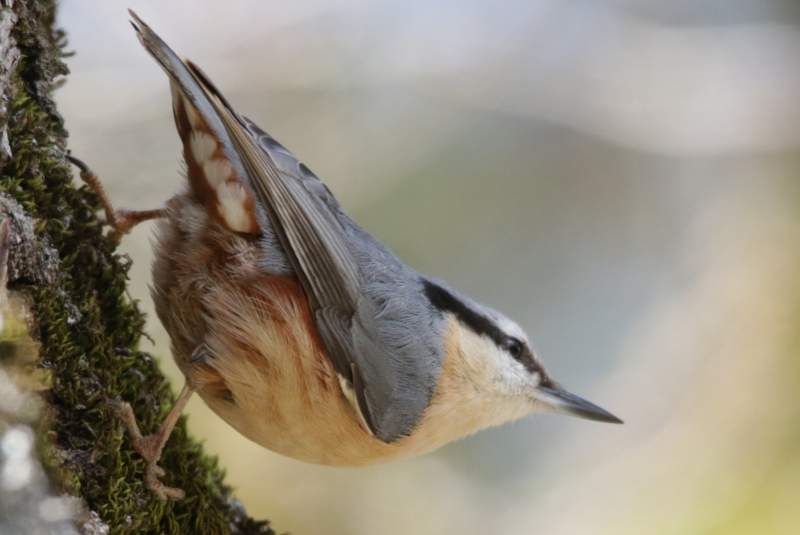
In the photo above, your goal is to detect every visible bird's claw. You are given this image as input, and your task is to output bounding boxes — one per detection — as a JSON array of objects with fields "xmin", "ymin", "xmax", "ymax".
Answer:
[{"xmin": 109, "ymin": 398, "xmax": 186, "ymax": 501}]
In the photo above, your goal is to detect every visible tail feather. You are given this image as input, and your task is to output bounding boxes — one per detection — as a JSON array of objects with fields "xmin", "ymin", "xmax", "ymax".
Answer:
[{"xmin": 129, "ymin": 10, "xmax": 258, "ymax": 234}]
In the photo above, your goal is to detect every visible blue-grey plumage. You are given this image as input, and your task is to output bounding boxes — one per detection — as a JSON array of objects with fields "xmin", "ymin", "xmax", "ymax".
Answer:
[{"xmin": 104, "ymin": 11, "xmax": 620, "ymax": 500}]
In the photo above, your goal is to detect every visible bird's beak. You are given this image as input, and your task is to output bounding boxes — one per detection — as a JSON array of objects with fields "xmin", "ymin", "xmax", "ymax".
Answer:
[{"xmin": 534, "ymin": 384, "xmax": 623, "ymax": 424}]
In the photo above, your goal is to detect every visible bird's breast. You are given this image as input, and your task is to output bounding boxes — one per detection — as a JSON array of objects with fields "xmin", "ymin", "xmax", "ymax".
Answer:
[
  {"xmin": 151, "ymin": 194, "xmax": 525, "ymax": 465},
  {"xmin": 150, "ymin": 194, "xmax": 391, "ymax": 464}
]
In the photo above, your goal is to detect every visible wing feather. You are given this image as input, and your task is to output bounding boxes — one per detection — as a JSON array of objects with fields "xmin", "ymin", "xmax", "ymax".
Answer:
[{"xmin": 197, "ymin": 76, "xmax": 386, "ymax": 435}]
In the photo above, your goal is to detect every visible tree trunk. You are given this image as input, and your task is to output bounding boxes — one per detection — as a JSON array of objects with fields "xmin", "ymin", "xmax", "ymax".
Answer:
[{"xmin": 0, "ymin": 1, "xmax": 274, "ymax": 533}]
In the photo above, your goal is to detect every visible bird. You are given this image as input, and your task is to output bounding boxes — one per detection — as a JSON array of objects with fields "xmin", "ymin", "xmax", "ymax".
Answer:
[{"xmin": 72, "ymin": 11, "xmax": 622, "ymax": 501}]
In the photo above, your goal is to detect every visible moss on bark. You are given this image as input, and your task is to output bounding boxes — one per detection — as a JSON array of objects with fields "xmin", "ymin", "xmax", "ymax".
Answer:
[{"xmin": 0, "ymin": 1, "xmax": 274, "ymax": 532}]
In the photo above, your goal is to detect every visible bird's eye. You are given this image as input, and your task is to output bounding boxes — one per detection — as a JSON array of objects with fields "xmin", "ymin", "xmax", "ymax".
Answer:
[{"xmin": 504, "ymin": 338, "xmax": 524, "ymax": 358}]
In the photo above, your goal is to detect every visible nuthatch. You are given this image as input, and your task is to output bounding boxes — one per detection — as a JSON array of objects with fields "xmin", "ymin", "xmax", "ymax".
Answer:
[{"xmin": 75, "ymin": 11, "xmax": 622, "ymax": 500}]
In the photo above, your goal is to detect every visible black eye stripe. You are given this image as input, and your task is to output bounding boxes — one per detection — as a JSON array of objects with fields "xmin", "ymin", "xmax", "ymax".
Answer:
[
  {"xmin": 503, "ymin": 338, "xmax": 524, "ymax": 357},
  {"xmin": 423, "ymin": 279, "xmax": 504, "ymax": 344},
  {"xmin": 422, "ymin": 279, "xmax": 539, "ymax": 374},
  {"xmin": 505, "ymin": 339, "xmax": 537, "ymax": 373}
]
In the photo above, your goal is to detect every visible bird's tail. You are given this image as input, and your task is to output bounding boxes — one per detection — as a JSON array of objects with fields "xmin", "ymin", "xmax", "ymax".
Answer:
[{"xmin": 129, "ymin": 10, "xmax": 259, "ymax": 234}]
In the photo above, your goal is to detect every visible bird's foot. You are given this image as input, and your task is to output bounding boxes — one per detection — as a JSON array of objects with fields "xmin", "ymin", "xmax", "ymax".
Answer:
[
  {"xmin": 109, "ymin": 384, "xmax": 195, "ymax": 500},
  {"xmin": 67, "ymin": 154, "xmax": 165, "ymax": 242}
]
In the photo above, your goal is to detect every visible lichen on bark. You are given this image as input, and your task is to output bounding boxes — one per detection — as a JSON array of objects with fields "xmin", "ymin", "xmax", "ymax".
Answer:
[{"xmin": 0, "ymin": 1, "xmax": 274, "ymax": 533}]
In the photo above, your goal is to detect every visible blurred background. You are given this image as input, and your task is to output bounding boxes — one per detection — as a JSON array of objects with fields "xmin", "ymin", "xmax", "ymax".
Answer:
[{"xmin": 56, "ymin": 1, "xmax": 800, "ymax": 534}]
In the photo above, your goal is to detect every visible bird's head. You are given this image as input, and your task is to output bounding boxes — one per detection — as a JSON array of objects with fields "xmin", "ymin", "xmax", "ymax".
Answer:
[{"xmin": 424, "ymin": 279, "xmax": 622, "ymax": 429}]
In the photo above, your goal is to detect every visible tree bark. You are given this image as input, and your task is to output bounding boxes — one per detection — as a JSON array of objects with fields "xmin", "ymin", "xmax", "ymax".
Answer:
[{"xmin": 0, "ymin": 1, "xmax": 274, "ymax": 533}]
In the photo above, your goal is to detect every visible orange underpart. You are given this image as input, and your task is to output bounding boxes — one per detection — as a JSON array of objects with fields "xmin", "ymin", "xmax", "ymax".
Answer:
[{"xmin": 242, "ymin": 272, "xmax": 335, "ymax": 393}]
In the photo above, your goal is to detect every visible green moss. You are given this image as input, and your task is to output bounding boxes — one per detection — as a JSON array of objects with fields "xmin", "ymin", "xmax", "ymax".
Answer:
[{"xmin": 0, "ymin": 2, "xmax": 273, "ymax": 533}]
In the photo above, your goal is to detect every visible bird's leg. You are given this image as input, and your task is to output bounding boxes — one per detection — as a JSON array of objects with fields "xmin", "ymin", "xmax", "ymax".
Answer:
[
  {"xmin": 187, "ymin": 343, "xmax": 218, "ymax": 389},
  {"xmin": 111, "ymin": 382, "xmax": 195, "ymax": 501},
  {"xmin": 67, "ymin": 155, "xmax": 165, "ymax": 241}
]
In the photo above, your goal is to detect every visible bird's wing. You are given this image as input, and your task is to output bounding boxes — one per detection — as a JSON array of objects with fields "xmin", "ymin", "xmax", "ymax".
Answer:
[
  {"xmin": 230, "ymin": 117, "xmax": 441, "ymax": 442},
  {"xmin": 130, "ymin": 11, "xmax": 439, "ymax": 442}
]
